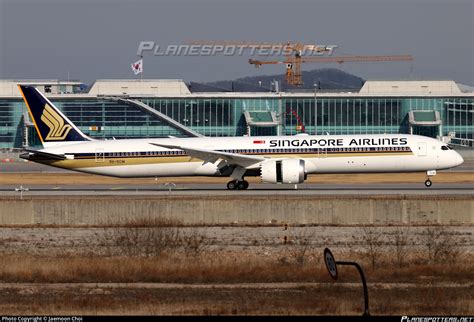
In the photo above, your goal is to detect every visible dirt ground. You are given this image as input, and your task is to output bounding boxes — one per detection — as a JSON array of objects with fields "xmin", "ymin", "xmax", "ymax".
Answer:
[
  {"xmin": 0, "ymin": 225, "xmax": 473, "ymax": 257},
  {"xmin": 0, "ymin": 282, "xmax": 471, "ymax": 316}
]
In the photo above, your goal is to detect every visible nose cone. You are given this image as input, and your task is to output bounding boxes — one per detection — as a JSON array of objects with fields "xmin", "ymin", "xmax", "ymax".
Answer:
[
  {"xmin": 456, "ymin": 152, "xmax": 464, "ymax": 166},
  {"xmin": 453, "ymin": 151, "xmax": 464, "ymax": 167}
]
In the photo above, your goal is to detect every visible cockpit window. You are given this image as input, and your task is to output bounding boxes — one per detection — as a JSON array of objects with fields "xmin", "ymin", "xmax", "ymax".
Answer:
[{"xmin": 441, "ymin": 145, "xmax": 449, "ymax": 151}]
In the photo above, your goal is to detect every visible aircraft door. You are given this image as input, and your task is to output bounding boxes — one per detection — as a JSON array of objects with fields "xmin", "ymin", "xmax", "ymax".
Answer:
[
  {"xmin": 318, "ymin": 147, "xmax": 327, "ymax": 158},
  {"xmin": 95, "ymin": 149, "xmax": 105, "ymax": 163},
  {"xmin": 417, "ymin": 142, "xmax": 427, "ymax": 157}
]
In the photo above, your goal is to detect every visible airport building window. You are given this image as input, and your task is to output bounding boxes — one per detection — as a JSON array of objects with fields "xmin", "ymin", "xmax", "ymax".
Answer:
[{"xmin": 1, "ymin": 92, "xmax": 473, "ymax": 149}]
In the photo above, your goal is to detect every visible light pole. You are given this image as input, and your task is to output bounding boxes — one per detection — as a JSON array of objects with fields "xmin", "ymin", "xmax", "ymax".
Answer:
[
  {"xmin": 15, "ymin": 186, "xmax": 29, "ymax": 200},
  {"xmin": 163, "ymin": 182, "xmax": 176, "ymax": 195},
  {"xmin": 314, "ymin": 83, "xmax": 318, "ymax": 135}
]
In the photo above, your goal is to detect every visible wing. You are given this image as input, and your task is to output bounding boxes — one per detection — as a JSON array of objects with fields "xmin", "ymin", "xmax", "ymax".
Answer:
[{"xmin": 149, "ymin": 143, "xmax": 265, "ymax": 168}]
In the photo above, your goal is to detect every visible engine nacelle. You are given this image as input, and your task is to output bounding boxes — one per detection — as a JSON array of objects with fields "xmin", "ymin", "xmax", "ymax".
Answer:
[{"xmin": 260, "ymin": 159, "xmax": 306, "ymax": 184}]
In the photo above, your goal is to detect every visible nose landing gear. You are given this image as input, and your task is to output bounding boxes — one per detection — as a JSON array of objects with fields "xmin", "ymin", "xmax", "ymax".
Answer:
[
  {"xmin": 424, "ymin": 170, "xmax": 436, "ymax": 188},
  {"xmin": 424, "ymin": 179, "xmax": 432, "ymax": 187},
  {"xmin": 227, "ymin": 180, "xmax": 249, "ymax": 190}
]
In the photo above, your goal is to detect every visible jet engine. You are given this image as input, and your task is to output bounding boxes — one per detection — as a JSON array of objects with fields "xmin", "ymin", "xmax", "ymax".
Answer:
[{"xmin": 260, "ymin": 159, "xmax": 306, "ymax": 184}]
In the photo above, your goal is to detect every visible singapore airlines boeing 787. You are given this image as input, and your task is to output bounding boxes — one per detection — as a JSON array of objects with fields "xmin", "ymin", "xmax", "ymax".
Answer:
[{"xmin": 18, "ymin": 85, "xmax": 464, "ymax": 190}]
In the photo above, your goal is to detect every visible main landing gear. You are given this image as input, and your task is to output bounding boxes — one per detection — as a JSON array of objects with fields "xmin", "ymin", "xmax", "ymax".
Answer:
[{"xmin": 227, "ymin": 180, "xmax": 249, "ymax": 190}]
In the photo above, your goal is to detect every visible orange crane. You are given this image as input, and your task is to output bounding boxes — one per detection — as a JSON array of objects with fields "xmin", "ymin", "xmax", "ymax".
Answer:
[
  {"xmin": 249, "ymin": 54, "xmax": 413, "ymax": 86},
  {"xmin": 186, "ymin": 40, "xmax": 413, "ymax": 86}
]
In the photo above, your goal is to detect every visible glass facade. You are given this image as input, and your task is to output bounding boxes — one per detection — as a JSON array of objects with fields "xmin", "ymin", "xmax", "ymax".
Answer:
[{"xmin": 0, "ymin": 95, "xmax": 473, "ymax": 149}]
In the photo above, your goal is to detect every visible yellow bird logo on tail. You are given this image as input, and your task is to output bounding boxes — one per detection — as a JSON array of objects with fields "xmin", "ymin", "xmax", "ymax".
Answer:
[{"xmin": 40, "ymin": 104, "xmax": 72, "ymax": 140}]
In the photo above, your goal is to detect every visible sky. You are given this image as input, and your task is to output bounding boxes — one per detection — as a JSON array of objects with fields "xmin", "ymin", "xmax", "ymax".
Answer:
[{"xmin": 0, "ymin": 0, "xmax": 473, "ymax": 85}]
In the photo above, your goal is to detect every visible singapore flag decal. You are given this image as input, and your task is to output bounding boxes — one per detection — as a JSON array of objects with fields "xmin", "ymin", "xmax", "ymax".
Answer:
[{"xmin": 253, "ymin": 140, "xmax": 265, "ymax": 144}]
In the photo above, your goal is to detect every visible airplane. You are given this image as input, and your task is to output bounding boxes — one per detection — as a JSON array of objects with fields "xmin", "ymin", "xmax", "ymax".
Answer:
[{"xmin": 18, "ymin": 85, "xmax": 464, "ymax": 190}]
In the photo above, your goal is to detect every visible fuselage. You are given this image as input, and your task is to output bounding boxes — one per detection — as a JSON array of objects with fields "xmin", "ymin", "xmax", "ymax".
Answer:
[{"xmin": 25, "ymin": 134, "xmax": 464, "ymax": 178}]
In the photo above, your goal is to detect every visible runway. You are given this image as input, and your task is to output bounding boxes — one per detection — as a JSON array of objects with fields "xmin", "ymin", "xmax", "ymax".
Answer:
[{"xmin": 1, "ymin": 182, "xmax": 472, "ymax": 196}]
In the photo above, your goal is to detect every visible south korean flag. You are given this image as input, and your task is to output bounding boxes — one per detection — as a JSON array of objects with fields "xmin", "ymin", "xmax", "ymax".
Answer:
[{"xmin": 131, "ymin": 59, "xmax": 143, "ymax": 75}]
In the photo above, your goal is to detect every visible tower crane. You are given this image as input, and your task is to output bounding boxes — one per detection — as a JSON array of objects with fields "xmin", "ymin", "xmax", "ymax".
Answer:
[
  {"xmin": 187, "ymin": 40, "xmax": 413, "ymax": 86},
  {"xmin": 249, "ymin": 54, "xmax": 413, "ymax": 86}
]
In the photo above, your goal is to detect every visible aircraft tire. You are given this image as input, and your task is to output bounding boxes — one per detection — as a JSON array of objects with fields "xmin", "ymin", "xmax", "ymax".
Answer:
[
  {"xmin": 227, "ymin": 180, "xmax": 238, "ymax": 190},
  {"xmin": 424, "ymin": 179, "xmax": 432, "ymax": 188},
  {"xmin": 237, "ymin": 180, "xmax": 249, "ymax": 190}
]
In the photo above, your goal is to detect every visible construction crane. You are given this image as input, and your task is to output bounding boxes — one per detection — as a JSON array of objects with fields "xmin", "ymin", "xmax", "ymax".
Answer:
[
  {"xmin": 186, "ymin": 40, "xmax": 413, "ymax": 86},
  {"xmin": 249, "ymin": 55, "xmax": 414, "ymax": 86},
  {"xmin": 287, "ymin": 109, "xmax": 306, "ymax": 133}
]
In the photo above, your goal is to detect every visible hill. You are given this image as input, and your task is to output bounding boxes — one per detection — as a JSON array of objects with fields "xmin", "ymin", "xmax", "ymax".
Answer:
[{"xmin": 189, "ymin": 68, "xmax": 365, "ymax": 92}]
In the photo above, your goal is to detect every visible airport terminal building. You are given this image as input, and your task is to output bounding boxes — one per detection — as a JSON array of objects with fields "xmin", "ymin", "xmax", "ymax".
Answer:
[{"xmin": 0, "ymin": 79, "xmax": 473, "ymax": 149}]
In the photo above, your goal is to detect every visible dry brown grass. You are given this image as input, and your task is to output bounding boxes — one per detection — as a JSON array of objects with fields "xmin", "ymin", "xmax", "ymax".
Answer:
[
  {"xmin": 0, "ymin": 254, "xmax": 319, "ymax": 283},
  {"xmin": 0, "ymin": 250, "xmax": 472, "ymax": 284}
]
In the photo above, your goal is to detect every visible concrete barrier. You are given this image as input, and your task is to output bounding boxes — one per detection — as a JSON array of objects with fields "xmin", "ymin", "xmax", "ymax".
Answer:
[{"xmin": 0, "ymin": 195, "xmax": 472, "ymax": 226}]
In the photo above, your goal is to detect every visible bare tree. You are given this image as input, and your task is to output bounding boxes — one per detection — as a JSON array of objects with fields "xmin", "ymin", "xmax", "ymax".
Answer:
[
  {"xmin": 97, "ymin": 220, "xmax": 212, "ymax": 258},
  {"xmin": 181, "ymin": 227, "xmax": 211, "ymax": 258},
  {"xmin": 287, "ymin": 228, "xmax": 315, "ymax": 266},
  {"xmin": 423, "ymin": 226, "xmax": 461, "ymax": 264},
  {"xmin": 110, "ymin": 226, "xmax": 182, "ymax": 257},
  {"xmin": 392, "ymin": 226, "xmax": 411, "ymax": 268},
  {"xmin": 358, "ymin": 226, "xmax": 384, "ymax": 269}
]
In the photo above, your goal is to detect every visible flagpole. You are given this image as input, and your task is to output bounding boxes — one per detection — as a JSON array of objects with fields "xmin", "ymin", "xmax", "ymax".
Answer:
[{"xmin": 140, "ymin": 55, "xmax": 143, "ymax": 82}]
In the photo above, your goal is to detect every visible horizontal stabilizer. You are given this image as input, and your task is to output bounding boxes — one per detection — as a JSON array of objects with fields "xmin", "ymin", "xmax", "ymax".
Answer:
[{"xmin": 21, "ymin": 149, "xmax": 66, "ymax": 160}]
